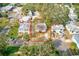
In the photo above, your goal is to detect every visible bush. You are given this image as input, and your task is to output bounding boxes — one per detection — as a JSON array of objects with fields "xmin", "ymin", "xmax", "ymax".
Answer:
[
  {"xmin": 70, "ymin": 42, "xmax": 77, "ymax": 49},
  {"xmin": 45, "ymin": 18, "xmax": 53, "ymax": 28},
  {"xmin": 0, "ymin": 3, "xmax": 9, "ymax": 7},
  {"xmin": 23, "ymin": 33, "xmax": 30, "ymax": 41},
  {"xmin": 0, "ymin": 34, "xmax": 8, "ymax": 55},
  {"xmin": 2, "ymin": 46, "xmax": 20, "ymax": 56}
]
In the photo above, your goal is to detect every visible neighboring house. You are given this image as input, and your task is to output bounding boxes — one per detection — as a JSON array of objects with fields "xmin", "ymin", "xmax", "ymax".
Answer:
[
  {"xmin": 8, "ymin": 7, "xmax": 22, "ymax": 20},
  {"xmin": 18, "ymin": 16, "xmax": 31, "ymax": 34},
  {"xmin": 66, "ymin": 23, "xmax": 79, "ymax": 48},
  {"xmin": 1, "ymin": 5, "xmax": 14, "ymax": 12},
  {"xmin": 18, "ymin": 10, "xmax": 41, "ymax": 36},
  {"xmin": 51, "ymin": 25, "xmax": 65, "ymax": 37},
  {"xmin": 0, "ymin": 5, "xmax": 15, "ymax": 19},
  {"xmin": 35, "ymin": 23, "xmax": 47, "ymax": 32},
  {"xmin": 66, "ymin": 23, "xmax": 79, "ymax": 34},
  {"xmin": 18, "ymin": 22, "xmax": 30, "ymax": 34}
]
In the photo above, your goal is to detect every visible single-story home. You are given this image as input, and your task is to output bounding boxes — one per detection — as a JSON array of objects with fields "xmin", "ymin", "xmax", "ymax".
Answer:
[
  {"xmin": 66, "ymin": 23, "xmax": 79, "ymax": 34},
  {"xmin": 51, "ymin": 24, "xmax": 65, "ymax": 36},
  {"xmin": 18, "ymin": 15, "xmax": 32, "ymax": 35},
  {"xmin": 18, "ymin": 22, "xmax": 30, "ymax": 34}
]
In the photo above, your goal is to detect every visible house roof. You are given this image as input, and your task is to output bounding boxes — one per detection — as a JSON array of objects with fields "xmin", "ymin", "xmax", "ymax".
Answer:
[
  {"xmin": 51, "ymin": 25, "xmax": 64, "ymax": 36},
  {"xmin": 1, "ymin": 5, "xmax": 14, "ymax": 11},
  {"xmin": 66, "ymin": 23, "xmax": 79, "ymax": 34},
  {"xmin": 52, "ymin": 25, "xmax": 64, "ymax": 30},
  {"xmin": 18, "ymin": 23, "xmax": 30, "ymax": 33},
  {"xmin": 19, "ymin": 16, "xmax": 31, "ymax": 22},
  {"xmin": 36, "ymin": 23, "xmax": 47, "ymax": 32},
  {"xmin": 52, "ymin": 25, "xmax": 64, "ymax": 32}
]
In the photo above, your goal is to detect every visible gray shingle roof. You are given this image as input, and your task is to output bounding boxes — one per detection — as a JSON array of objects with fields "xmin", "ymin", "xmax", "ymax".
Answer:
[{"xmin": 36, "ymin": 23, "xmax": 47, "ymax": 32}]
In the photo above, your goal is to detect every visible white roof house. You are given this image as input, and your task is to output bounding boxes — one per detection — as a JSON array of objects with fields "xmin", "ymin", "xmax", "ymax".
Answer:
[
  {"xmin": 66, "ymin": 23, "xmax": 79, "ymax": 34},
  {"xmin": 35, "ymin": 23, "xmax": 47, "ymax": 32},
  {"xmin": 51, "ymin": 25, "xmax": 65, "ymax": 36},
  {"xmin": 18, "ymin": 15, "xmax": 32, "ymax": 34},
  {"xmin": 18, "ymin": 23, "xmax": 30, "ymax": 34},
  {"xmin": 66, "ymin": 23, "xmax": 79, "ymax": 48}
]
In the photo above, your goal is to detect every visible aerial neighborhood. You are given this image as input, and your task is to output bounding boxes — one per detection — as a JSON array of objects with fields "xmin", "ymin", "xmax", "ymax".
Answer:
[{"xmin": 0, "ymin": 3, "xmax": 79, "ymax": 56}]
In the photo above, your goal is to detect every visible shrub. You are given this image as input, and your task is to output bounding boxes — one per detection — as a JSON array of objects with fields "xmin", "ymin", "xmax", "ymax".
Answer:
[{"xmin": 2, "ymin": 46, "xmax": 20, "ymax": 56}]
